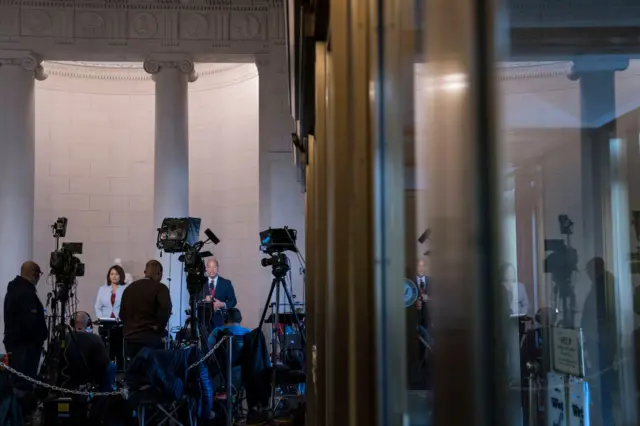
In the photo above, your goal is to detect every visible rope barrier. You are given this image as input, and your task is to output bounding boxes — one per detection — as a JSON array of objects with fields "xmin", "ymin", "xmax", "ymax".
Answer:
[{"xmin": 0, "ymin": 336, "xmax": 229, "ymax": 399}]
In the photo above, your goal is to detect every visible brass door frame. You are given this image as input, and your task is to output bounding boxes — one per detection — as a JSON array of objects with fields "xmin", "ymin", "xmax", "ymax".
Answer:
[
  {"xmin": 311, "ymin": 0, "xmax": 507, "ymax": 424},
  {"xmin": 318, "ymin": 0, "xmax": 408, "ymax": 424},
  {"xmin": 421, "ymin": 0, "xmax": 507, "ymax": 426}
]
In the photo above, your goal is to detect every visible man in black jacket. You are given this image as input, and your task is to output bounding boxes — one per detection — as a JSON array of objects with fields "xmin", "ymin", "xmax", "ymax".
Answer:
[
  {"xmin": 120, "ymin": 260, "xmax": 172, "ymax": 360},
  {"xmin": 3, "ymin": 261, "xmax": 47, "ymax": 392}
]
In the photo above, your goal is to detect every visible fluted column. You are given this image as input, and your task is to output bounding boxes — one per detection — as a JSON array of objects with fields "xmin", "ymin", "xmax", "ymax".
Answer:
[
  {"xmin": 568, "ymin": 58, "xmax": 629, "ymax": 265},
  {"xmin": 0, "ymin": 51, "xmax": 46, "ymax": 350},
  {"xmin": 568, "ymin": 57, "xmax": 636, "ymax": 426},
  {"xmin": 144, "ymin": 56, "xmax": 197, "ymax": 334}
]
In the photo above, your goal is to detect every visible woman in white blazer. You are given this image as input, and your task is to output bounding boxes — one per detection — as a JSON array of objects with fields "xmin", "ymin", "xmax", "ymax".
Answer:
[
  {"xmin": 95, "ymin": 264, "xmax": 127, "ymax": 319},
  {"xmin": 95, "ymin": 264, "xmax": 128, "ymax": 369}
]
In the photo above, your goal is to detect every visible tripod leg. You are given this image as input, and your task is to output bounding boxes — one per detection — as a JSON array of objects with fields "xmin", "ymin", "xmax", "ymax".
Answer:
[
  {"xmin": 279, "ymin": 279, "xmax": 306, "ymax": 346},
  {"xmin": 259, "ymin": 280, "xmax": 277, "ymax": 329},
  {"xmin": 271, "ymin": 282, "xmax": 281, "ymax": 410}
]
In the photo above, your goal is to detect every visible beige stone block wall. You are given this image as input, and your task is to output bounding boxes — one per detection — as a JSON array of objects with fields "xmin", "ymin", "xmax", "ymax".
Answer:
[{"xmin": 32, "ymin": 63, "xmax": 276, "ymax": 329}]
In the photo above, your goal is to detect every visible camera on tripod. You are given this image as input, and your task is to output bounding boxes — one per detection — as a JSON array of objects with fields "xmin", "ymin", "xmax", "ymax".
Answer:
[
  {"xmin": 156, "ymin": 217, "xmax": 220, "ymax": 295},
  {"xmin": 544, "ymin": 214, "xmax": 578, "ymax": 326},
  {"xmin": 42, "ymin": 218, "xmax": 85, "ymax": 388},
  {"xmin": 260, "ymin": 227, "xmax": 297, "ymax": 278},
  {"xmin": 50, "ymin": 243, "xmax": 85, "ymax": 281},
  {"xmin": 156, "ymin": 218, "xmax": 220, "ymax": 347},
  {"xmin": 544, "ymin": 214, "xmax": 578, "ymax": 280},
  {"xmin": 258, "ymin": 226, "xmax": 305, "ymax": 408},
  {"xmin": 49, "ymin": 218, "xmax": 85, "ymax": 284}
]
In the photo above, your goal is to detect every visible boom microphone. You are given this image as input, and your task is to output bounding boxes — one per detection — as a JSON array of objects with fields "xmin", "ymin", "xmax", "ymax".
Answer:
[
  {"xmin": 204, "ymin": 228, "xmax": 220, "ymax": 245},
  {"xmin": 418, "ymin": 229, "xmax": 431, "ymax": 244}
]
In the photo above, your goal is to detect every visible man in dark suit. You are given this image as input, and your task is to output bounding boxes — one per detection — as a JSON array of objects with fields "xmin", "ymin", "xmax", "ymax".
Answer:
[{"xmin": 201, "ymin": 258, "xmax": 237, "ymax": 328}]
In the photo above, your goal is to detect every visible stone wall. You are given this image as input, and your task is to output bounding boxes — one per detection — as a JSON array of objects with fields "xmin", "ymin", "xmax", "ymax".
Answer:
[{"xmin": 29, "ymin": 62, "xmax": 302, "ymax": 330}]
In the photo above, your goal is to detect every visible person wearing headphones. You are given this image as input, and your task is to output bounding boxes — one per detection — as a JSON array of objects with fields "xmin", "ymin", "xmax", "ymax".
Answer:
[
  {"xmin": 207, "ymin": 307, "xmax": 251, "ymax": 349},
  {"xmin": 66, "ymin": 312, "xmax": 115, "ymax": 391}
]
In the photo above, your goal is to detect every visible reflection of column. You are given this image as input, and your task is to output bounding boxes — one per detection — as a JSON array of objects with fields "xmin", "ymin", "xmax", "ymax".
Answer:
[
  {"xmin": 569, "ymin": 57, "xmax": 637, "ymax": 426},
  {"xmin": 0, "ymin": 51, "xmax": 46, "ymax": 350},
  {"xmin": 569, "ymin": 58, "xmax": 628, "ymax": 262},
  {"xmin": 144, "ymin": 57, "xmax": 197, "ymax": 333},
  {"xmin": 256, "ymin": 55, "xmax": 298, "ymax": 311}
]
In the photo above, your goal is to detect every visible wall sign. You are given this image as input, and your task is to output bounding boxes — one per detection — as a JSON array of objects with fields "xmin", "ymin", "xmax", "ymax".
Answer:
[{"xmin": 551, "ymin": 326, "xmax": 585, "ymax": 377}]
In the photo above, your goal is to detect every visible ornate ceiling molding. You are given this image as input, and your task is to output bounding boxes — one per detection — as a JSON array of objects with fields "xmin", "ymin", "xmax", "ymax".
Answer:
[
  {"xmin": 0, "ymin": 49, "xmax": 47, "ymax": 79},
  {"xmin": 498, "ymin": 61, "xmax": 573, "ymax": 80},
  {"xmin": 414, "ymin": 61, "xmax": 573, "ymax": 81},
  {"xmin": 0, "ymin": 0, "xmax": 285, "ymax": 61},
  {"xmin": 42, "ymin": 60, "xmax": 248, "ymax": 83}
]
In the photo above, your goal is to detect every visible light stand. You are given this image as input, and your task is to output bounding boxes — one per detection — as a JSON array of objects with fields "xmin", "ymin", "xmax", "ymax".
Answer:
[
  {"xmin": 46, "ymin": 225, "xmax": 64, "ymax": 348},
  {"xmin": 258, "ymin": 255, "xmax": 306, "ymax": 409},
  {"xmin": 552, "ymin": 233, "xmax": 576, "ymax": 328},
  {"xmin": 186, "ymin": 273, "xmax": 208, "ymax": 349},
  {"xmin": 181, "ymin": 248, "xmax": 213, "ymax": 350}
]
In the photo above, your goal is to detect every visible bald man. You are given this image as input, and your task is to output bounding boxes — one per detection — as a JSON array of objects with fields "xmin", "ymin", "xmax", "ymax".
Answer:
[
  {"xmin": 3, "ymin": 261, "xmax": 47, "ymax": 393},
  {"xmin": 120, "ymin": 260, "xmax": 172, "ymax": 360},
  {"xmin": 200, "ymin": 258, "xmax": 237, "ymax": 328}
]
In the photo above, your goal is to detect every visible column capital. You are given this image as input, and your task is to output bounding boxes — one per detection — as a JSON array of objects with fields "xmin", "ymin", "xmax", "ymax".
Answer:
[
  {"xmin": 567, "ymin": 56, "xmax": 629, "ymax": 81},
  {"xmin": 0, "ymin": 50, "xmax": 47, "ymax": 81},
  {"xmin": 255, "ymin": 52, "xmax": 288, "ymax": 76},
  {"xmin": 143, "ymin": 54, "xmax": 197, "ymax": 83}
]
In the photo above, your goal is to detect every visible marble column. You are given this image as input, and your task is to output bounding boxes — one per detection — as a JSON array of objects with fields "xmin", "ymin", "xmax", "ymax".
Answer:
[
  {"xmin": 569, "ymin": 58, "xmax": 628, "ymax": 264},
  {"xmin": 0, "ymin": 51, "xmax": 46, "ymax": 348},
  {"xmin": 144, "ymin": 57, "xmax": 197, "ymax": 334},
  {"xmin": 255, "ymin": 55, "xmax": 298, "ymax": 313}
]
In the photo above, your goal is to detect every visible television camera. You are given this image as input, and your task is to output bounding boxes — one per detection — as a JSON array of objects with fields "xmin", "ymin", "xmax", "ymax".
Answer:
[
  {"xmin": 544, "ymin": 214, "xmax": 578, "ymax": 327},
  {"xmin": 50, "ymin": 242, "xmax": 85, "ymax": 285},
  {"xmin": 42, "ymin": 218, "xmax": 87, "ymax": 388},
  {"xmin": 260, "ymin": 227, "xmax": 297, "ymax": 279},
  {"xmin": 49, "ymin": 217, "xmax": 85, "ymax": 288},
  {"xmin": 258, "ymin": 227, "xmax": 306, "ymax": 408},
  {"xmin": 156, "ymin": 217, "xmax": 220, "ymax": 346}
]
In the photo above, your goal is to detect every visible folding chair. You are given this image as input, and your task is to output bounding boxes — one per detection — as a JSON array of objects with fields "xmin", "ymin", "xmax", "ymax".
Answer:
[{"xmin": 133, "ymin": 384, "xmax": 196, "ymax": 426}]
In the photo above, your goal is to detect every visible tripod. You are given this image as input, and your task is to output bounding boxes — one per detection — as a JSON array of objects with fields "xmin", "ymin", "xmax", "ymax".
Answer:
[
  {"xmin": 42, "ymin": 278, "xmax": 89, "ymax": 388},
  {"xmin": 258, "ymin": 263, "xmax": 306, "ymax": 409},
  {"xmin": 181, "ymin": 290, "xmax": 209, "ymax": 350}
]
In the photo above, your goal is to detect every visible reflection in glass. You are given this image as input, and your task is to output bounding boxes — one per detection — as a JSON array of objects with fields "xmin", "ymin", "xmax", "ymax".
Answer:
[{"xmin": 499, "ymin": 56, "xmax": 639, "ymax": 426}]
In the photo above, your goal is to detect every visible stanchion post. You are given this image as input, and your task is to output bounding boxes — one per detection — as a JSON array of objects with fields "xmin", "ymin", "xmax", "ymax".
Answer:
[
  {"xmin": 227, "ymin": 336, "xmax": 233, "ymax": 426},
  {"xmin": 527, "ymin": 361, "xmax": 538, "ymax": 426}
]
